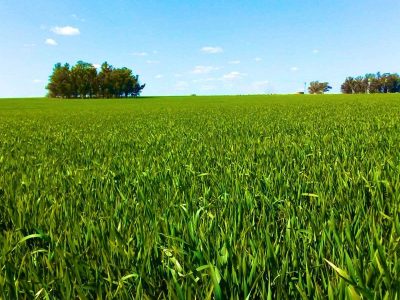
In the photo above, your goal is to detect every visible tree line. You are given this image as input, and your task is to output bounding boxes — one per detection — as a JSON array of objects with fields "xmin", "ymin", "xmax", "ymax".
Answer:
[
  {"xmin": 307, "ymin": 72, "xmax": 400, "ymax": 94},
  {"xmin": 46, "ymin": 61, "xmax": 145, "ymax": 98},
  {"xmin": 341, "ymin": 72, "xmax": 400, "ymax": 94}
]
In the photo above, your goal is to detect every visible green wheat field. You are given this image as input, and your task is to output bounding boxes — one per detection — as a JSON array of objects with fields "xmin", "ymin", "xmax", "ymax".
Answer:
[{"xmin": 0, "ymin": 95, "xmax": 399, "ymax": 299}]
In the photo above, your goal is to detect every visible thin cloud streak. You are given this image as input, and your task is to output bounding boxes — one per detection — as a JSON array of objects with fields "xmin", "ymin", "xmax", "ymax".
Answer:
[
  {"xmin": 201, "ymin": 46, "xmax": 223, "ymax": 54},
  {"xmin": 192, "ymin": 66, "xmax": 220, "ymax": 74},
  {"xmin": 51, "ymin": 26, "xmax": 80, "ymax": 36}
]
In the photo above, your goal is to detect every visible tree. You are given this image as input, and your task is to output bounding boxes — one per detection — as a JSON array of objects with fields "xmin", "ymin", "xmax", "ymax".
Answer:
[
  {"xmin": 342, "ymin": 75, "xmax": 371, "ymax": 94},
  {"xmin": 46, "ymin": 61, "xmax": 146, "ymax": 99},
  {"xmin": 365, "ymin": 73, "xmax": 381, "ymax": 93},
  {"xmin": 111, "ymin": 67, "xmax": 137, "ymax": 97},
  {"xmin": 381, "ymin": 73, "xmax": 400, "ymax": 93},
  {"xmin": 352, "ymin": 76, "xmax": 368, "ymax": 94},
  {"xmin": 46, "ymin": 63, "xmax": 73, "ymax": 98},
  {"xmin": 132, "ymin": 75, "xmax": 146, "ymax": 97},
  {"xmin": 308, "ymin": 81, "xmax": 332, "ymax": 94},
  {"xmin": 71, "ymin": 61, "xmax": 97, "ymax": 98},
  {"xmin": 341, "ymin": 72, "xmax": 400, "ymax": 94},
  {"xmin": 98, "ymin": 62, "xmax": 114, "ymax": 98},
  {"xmin": 341, "ymin": 77, "xmax": 355, "ymax": 94}
]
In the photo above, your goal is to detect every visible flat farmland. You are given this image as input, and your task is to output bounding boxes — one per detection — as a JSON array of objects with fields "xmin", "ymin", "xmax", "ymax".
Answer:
[{"xmin": 0, "ymin": 95, "xmax": 399, "ymax": 299}]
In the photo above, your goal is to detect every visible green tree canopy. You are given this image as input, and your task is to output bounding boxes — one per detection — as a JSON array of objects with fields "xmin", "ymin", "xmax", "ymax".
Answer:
[
  {"xmin": 341, "ymin": 73, "xmax": 400, "ymax": 94},
  {"xmin": 46, "ymin": 63, "xmax": 73, "ymax": 98},
  {"xmin": 308, "ymin": 81, "xmax": 332, "ymax": 94},
  {"xmin": 46, "ymin": 61, "xmax": 145, "ymax": 98}
]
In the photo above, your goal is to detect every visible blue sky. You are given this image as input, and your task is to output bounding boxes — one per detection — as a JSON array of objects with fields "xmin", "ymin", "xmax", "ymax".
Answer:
[{"xmin": 1, "ymin": 0, "xmax": 399, "ymax": 97}]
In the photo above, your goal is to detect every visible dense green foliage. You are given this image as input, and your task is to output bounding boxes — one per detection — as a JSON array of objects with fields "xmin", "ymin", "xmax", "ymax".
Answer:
[
  {"xmin": 1, "ymin": 95, "xmax": 400, "ymax": 299},
  {"xmin": 308, "ymin": 81, "xmax": 332, "ymax": 94},
  {"xmin": 46, "ymin": 61, "xmax": 145, "ymax": 98},
  {"xmin": 341, "ymin": 72, "xmax": 400, "ymax": 94}
]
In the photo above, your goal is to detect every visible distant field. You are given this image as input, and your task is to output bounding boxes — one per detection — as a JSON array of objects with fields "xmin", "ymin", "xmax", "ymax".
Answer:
[{"xmin": 1, "ymin": 95, "xmax": 400, "ymax": 299}]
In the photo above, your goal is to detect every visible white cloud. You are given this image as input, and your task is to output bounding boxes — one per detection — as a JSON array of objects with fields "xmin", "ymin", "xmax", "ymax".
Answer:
[
  {"xmin": 132, "ymin": 52, "xmax": 148, "ymax": 56},
  {"xmin": 255, "ymin": 57, "xmax": 263, "ymax": 62},
  {"xmin": 193, "ymin": 72, "xmax": 246, "ymax": 82},
  {"xmin": 155, "ymin": 74, "xmax": 164, "ymax": 79},
  {"xmin": 71, "ymin": 14, "xmax": 85, "ymax": 22},
  {"xmin": 192, "ymin": 65, "xmax": 220, "ymax": 74},
  {"xmin": 92, "ymin": 63, "xmax": 101, "ymax": 69},
  {"xmin": 51, "ymin": 26, "xmax": 80, "ymax": 36},
  {"xmin": 175, "ymin": 81, "xmax": 189, "ymax": 91},
  {"xmin": 228, "ymin": 60, "xmax": 241, "ymax": 64},
  {"xmin": 45, "ymin": 38, "xmax": 58, "ymax": 46},
  {"xmin": 201, "ymin": 46, "xmax": 223, "ymax": 54},
  {"xmin": 222, "ymin": 71, "xmax": 246, "ymax": 80},
  {"xmin": 312, "ymin": 49, "xmax": 319, "ymax": 54},
  {"xmin": 192, "ymin": 77, "xmax": 218, "ymax": 83},
  {"xmin": 23, "ymin": 43, "xmax": 36, "ymax": 47},
  {"xmin": 33, "ymin": 79, "xmax": 44, "ymax": 83},
  {"xmin": 290, "ymin": 67, "xmax": 299, "ymax": 72}
]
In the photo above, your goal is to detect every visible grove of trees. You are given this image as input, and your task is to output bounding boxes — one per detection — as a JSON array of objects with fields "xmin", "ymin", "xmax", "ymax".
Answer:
[
  {"xmin": 46, "ymin": 61, "xmax": 145, "ymax": 98},
  {"xmin": 308, "ymin": 81, "xmax": 332, "ymax": 94},
  {"xmin": 341, "ymin": 73, "xmax": 400, "ymax": 94}
]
